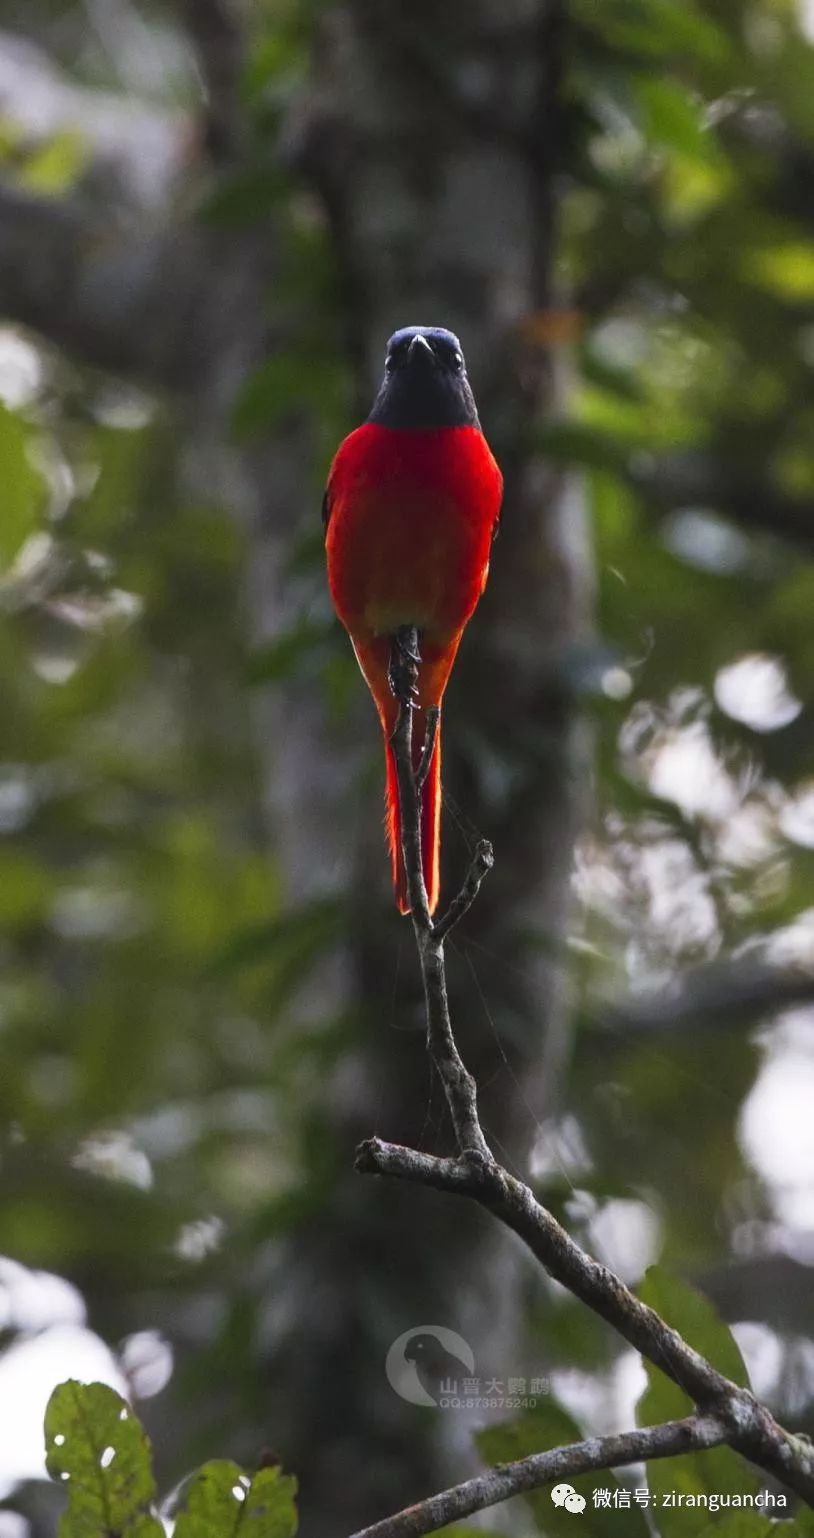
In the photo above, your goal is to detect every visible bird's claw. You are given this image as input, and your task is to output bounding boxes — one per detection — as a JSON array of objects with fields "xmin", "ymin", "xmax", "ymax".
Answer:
[{"xmin": 389, "ymin": 626, "xmax": 421, "ymax": 707}]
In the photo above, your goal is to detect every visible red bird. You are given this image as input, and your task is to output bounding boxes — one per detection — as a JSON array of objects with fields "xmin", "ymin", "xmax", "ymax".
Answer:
[{"xmin": 324, "ymin": 326, "xmax": 503, "ymax": 914}]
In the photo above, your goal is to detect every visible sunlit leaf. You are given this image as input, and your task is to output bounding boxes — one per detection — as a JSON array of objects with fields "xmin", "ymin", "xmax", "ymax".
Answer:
[
  {"xmin": 44, "ymin": 1381, "xmax": 162, "ymax": 1538},
  {"xmin": 173, "ymin": 1459, "xmax": 298, "ymax": 1538},
  {"xmin": 742, "ymin": 243, "xmax": 814, "ymax": 301}
]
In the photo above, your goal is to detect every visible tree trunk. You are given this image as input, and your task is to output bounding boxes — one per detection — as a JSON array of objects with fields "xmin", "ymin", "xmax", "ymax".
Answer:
[{"xmin": 248, "ymin": 4, "xmax": 594, "ymax": 1531}]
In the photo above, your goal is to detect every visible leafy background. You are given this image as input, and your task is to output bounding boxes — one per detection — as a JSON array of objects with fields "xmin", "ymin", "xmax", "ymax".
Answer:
[{"xmin": 0, "ymin": 1, "xmax": 812, "ymax": 1535}]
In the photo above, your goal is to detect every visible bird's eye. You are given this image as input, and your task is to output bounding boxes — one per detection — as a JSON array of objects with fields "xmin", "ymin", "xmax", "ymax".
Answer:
[{"xmin": 452, "ymin": 351, "xmax": 463, "ymax": 371}]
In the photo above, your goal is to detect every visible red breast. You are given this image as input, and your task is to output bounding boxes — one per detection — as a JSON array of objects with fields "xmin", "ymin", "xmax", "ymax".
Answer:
[{"xmin": 326, "ymin": 422, "xmax": 502, "ymax": 645}]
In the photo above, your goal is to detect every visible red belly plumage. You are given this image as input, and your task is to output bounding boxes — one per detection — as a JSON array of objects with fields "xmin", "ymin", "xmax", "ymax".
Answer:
[{"xmin": 325, "ymin": 420, "xmax": 502, "ymax": 914}]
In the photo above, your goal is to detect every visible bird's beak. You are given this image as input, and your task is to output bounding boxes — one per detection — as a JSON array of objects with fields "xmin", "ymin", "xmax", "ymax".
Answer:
[{"xmin": 408, "ymin": 334, "xmax": 435, "ymax": 363}]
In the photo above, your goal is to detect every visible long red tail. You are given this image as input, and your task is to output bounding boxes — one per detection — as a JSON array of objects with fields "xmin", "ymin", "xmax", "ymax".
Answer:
[{"xmin": 385, "ymin": 710, "xmax": 442, "ymax": 914}]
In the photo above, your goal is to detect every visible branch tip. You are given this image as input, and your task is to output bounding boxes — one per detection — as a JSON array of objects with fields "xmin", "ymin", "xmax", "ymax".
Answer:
[
  {"xmin": 432, "ymin": 838, "xmax": 494, "ymax": 941},
  {"xmin": 354, "ymin": 1137, "xmax": 383, "ymax": 1175}
]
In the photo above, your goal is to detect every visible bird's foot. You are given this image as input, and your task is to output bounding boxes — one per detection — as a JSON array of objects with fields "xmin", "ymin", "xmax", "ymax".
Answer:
[{"xmin": 388, "ymin": 626, "xmax": 421, "ymax": 707}]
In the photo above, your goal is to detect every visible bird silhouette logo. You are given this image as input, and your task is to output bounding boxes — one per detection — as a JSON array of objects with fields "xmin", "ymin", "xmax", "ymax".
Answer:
[{"xmin": 385, "ymin": 1325, "xmax": 475, "ymax": 1407}]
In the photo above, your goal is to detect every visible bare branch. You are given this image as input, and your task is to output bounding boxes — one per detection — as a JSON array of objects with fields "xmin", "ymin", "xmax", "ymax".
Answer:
[
  {"xmin": 357, "ymin": 1136, "xmax": 814, "ymax": 1508},
  {"xmin": 348, "ymin": 1414, "xmax": 728, "ymax": 1538}
]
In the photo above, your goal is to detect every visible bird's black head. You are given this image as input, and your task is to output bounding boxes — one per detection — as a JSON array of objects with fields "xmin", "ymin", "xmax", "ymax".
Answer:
[{"xmin": 367, "ymin": 326, "xmax": 481, "ymax": 430}]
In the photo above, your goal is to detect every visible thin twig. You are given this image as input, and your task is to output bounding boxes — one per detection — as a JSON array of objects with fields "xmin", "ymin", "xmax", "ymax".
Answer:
[
  {"xmin": 347, "ymin": 1414, "xmax": 729, "ymax": 1538},
  {"xmin": 433, "ymin": 838, "xmax": 494, "ymax": 941}
]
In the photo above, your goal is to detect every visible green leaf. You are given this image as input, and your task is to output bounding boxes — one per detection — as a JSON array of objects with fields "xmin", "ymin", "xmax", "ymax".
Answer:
[
  {"xmin": 538, "ymin": 420, "xmax": 628, "ymax": 474},
  {"xmin": 20, "ymin": 131, "xmax": 87, "ymax": 194},
  {"xmin": 244, "ymin": 31, "xmax": 308, "ymax": 100},
  {"xmin": 633, "ymin": 78, "xmax": 711, "ymax": 160},
  {"xmin": 206, "ymin": 897, "xmax": 343, "ymax": 981},
  {"xmin": 742, "ymin": 242, "xmax": 814, "ymax": 301},
  {"xmin": 572, "ymin": 0, "xmax": 730, "ymax": 66},
  {"xmin": 200, "ymin": 165, "xmax": 289, "ymax": 228},
  {"xmin": 173, "ymin": 1460, "xmax": 298, "ymax": 1538},
  {"xmin": 231, "ymin": 353, "xmax": 345, "ymax": 436},
  {"xmin": 693, "ymin": 1516, "xmax": 778, "ymax": 1537},
  {"xmin": 0, "ymin": 404, "xmax": 43, "ymax": 564},
  {"xmin": 639, "ymin": 1266, "xmax": 750, "ymax": 1387},
  {"xmin": 433, "ymin": 1530, "xmax": 511, "ymax": 1537},
  {"xmin": 0, "ymin": 850, "xmax": 51, "ymax": 931},
  {"xmin": 245, "ymin": 620, "xmax": 336, "ymax": 685},
  {"xmin": 476, "ymin": 1399, "xmax": 648, "ymax": 1536},
  {"xmin": 636, "ymin": 1268, "xmax": 761, "ymax": 1535},
  {"xmin": 44, "ymin": 1381, "xmax": 163, "ymax": 1538},
  {"xmin": 788, "ymin": 1507, "xmax": 814, "ymax": 1537}
]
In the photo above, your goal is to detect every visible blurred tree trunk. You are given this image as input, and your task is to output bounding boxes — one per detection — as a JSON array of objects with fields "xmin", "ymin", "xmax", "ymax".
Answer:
[{"xmin": 247, "ymin": 4, "xmax": 593, "ymax": 1532}]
